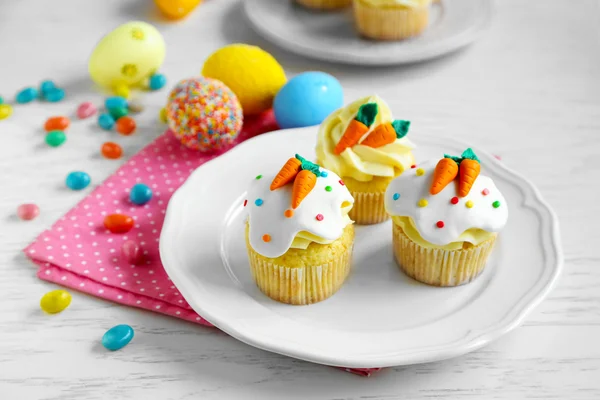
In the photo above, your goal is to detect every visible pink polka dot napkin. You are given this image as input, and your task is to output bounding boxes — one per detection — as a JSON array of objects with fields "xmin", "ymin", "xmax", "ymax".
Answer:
[{"xmin": 23, "ymin": 110, "xmax": 379, "ymax": 377}]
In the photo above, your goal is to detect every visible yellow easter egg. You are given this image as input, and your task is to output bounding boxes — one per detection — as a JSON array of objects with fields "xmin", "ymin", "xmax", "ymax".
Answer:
[
  {"xmin": 88, "ymin": 21, "xmax": 166, "ymax": 91},
  {"xmin": 201, "ymin": 44, "xmax": 287, "ymax": 116}
]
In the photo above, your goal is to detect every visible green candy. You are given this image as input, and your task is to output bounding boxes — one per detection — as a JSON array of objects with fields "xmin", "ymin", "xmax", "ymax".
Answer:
[
  {"xmin": 109, "ymin": 106, "xmax": 128, "ymax": 120},
  {"xmin": 0, "ymin": 96, "xmax": 4, "ymax": 104},
  {"xmin": 492, "ymin": 200, "xmax": 501, "ymax": 208},
  {"xmin": 46, "ymin": 130, "xmax": 66, "ymax": 147}
]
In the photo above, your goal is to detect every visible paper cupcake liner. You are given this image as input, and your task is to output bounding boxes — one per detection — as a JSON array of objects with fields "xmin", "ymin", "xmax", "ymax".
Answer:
[
  {"xmin": 353, "ymin": 0, "xmax": 429, "ymax": 40},
  {"xmin": 247, "ymin": 243, "xmax": 353, "ymax": 305},
  {"xmin": 348, "ymin": 190, "xmax": 388, "ymax": 225},
  {"xmin": 392, "ymin": 223, "xmax": 497, "ymax": 287},
  {"xmin": 296, "ymin": 0, "xmax": 352, "ymax": 10}
]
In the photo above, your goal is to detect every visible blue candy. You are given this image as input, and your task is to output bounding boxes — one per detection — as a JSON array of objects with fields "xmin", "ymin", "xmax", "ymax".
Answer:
[
  {"xmin": 129, "ymin": 183, "xmax": 153, "ymax": 205},
  {"xmin": 45, "ymin": 88, "xmax": 65, "ymax": 102},
  {"xmin": 98, "ymin": 113, "xmax": 115, "ymax": 130},
  {"xmin": 105, "ymin": 96, "xmax": 128, "ymax": 111},
  {"xmin": 40, "ymin": 80, "xmax": 56, "ymax": 95},
  {"xmin": 148, "ymin": 73, "xmax": 167, "ymax": 91},
  {"xmin": 15, "ymin": 87, "xmax": 38, "ymax": 104},
  {"xmin": 274, "ymin": 71, "xmax": 344, "ymax": 129},
  {"xmin": 102, "ymin": 324, "xmax": 134, "ymax": 351},
  {"xmin": 0, "ymin": 96, "xmax": 4, "ymax": 104},
  {"xmin": 66, "ymin": 171, "xmax": 91, "ymax": 191}
]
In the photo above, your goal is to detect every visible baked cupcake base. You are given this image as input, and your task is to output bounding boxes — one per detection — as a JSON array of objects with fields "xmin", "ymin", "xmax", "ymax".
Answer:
[
  {"xmin": 353, "ymin": 0, "xmax": 430, "ymax": 41},
  {"xmin": 393, "ymin": 222, "xmax": 496, "ymax": 287},
  {"xmin": 246, "ymin": 224, "xmax": 354, "ymax": 305},
  {"xmin": 296, "ymin": 0, "xmax": 352, "ymax": 10},
  {"xmin": 348, "ymin": 190, "xmax": 388, "ymax": 225}
]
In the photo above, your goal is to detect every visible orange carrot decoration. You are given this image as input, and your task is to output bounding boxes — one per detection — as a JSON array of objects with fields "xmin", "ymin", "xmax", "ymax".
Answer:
[
  {"xmin": 291, "ymin": 170, "xmax": 317, "ymax": 209},
  {"xmin": 334, "ymin": 103, "xmax": 378, "ymax": 155},
  {"xmin": 458, "ymin": 149, "xmax": 481, "ymax": 197},
  {"xmin": 361, "ymin": 119, "xmax": 411, "ymax": 148},
  {"xmin": 270, "ymin": 157, "xmax": 302, "ymax": 191},
  {"xmin": 429, "ymin": 157, "xmax": 459, "ymax": 195}
]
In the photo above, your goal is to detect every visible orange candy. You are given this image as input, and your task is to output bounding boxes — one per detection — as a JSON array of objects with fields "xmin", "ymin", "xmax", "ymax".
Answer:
[
  {"xmin": 155, "ymin": 0, "xmax": 201, "ymax": 19},
  {"xmin": 116, "ymin": 116, "xmax": 136, "ymax": 136},
  {"xmin": 104, "ymin": 214, "xmax": 134, "ymax": 234},
  {"xmin": 44, "ymin": 116, "xmax": 70, "ymax": 131},
  {"xmin": 101, "ymin": 142, "xmax": 123, "ymax": 159}
]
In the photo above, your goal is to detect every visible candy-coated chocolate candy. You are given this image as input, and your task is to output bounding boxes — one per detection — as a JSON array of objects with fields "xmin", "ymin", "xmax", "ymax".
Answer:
[
  {"xmin": 77, "ymin": 102, "xmax": 97, "ymax": 119},
  {"xmin": 98, "ymin": 113, "xmax": 115, "ymax": 130},
  {"xmin": 127, "ymin": 100, "xmax": 144, "ymax": 113},
  {"xmin": 105, "ymin": 96, "xmax": 128, "ymax": 111},
  {"xmin": 46, "ymin": 130, "xmax": 66, "ymax": 147},
  {"xmin": 109, "ymin": 107, "xmax": 129, "ymax": 120},
  {"xmin": 45, "ymin": 88, "xmax": 65, "ymax": 102},
  {"xmin": 39, "ymin": 80, "xmax": 56, "ymax": 95},
  {"xmin": 121, "ymin": 240, "xmax": 143, "ymax": 265},
  {"xmin": 17, "ymin": 203, "xmax": 40, "ymax": 220},
  {"xmin": 129, "ymin": 183, "xmax": 152, "ymax": 205},
  {"xmin": 104, "ymin": 214, "xmax": 134, "ymax": 233},
  {"xmin": 16, "ymin": 87, "xmax": 38, "ymax": 104},
  {"xmin": 66, "ymin": 171, "xmax": 91, "ymax": 190},
  {"xmin": 40, "ymin": 290, "xmax": 72, "ymax": 314},
  {"xmin": 159, "ymin": 107, "xmax": 167, "ymax": 123},
  {"xmin": 116, "ymin": 116, "xmax": 136, "ymax": 135},
  {"xmin": 149, "ymin": 73, "xmax": 166, "ymax": 90},
  {"xmin": 101, "ymin": 142, "xmax": 123, "ymax": 159},
  {"xmin": 0, "ymin": 104, "xmax": 12, "ymax": 120},
  {"xmin": 44, "ymin": 116, "xmax": 70, "ymax": 131},
  {"xmin": 102, "ymin": 324, "xmax": 134, "ymax": 351},
  {"xmin": 114, "ymin": 85, "xmax": 130, "ymax": 99}
]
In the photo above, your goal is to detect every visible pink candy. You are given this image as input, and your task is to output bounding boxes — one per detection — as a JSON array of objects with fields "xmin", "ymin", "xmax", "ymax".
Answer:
[
  {"xmin": 17, "ymin": 203, "xmax": 40, "ymax": 221},
  {"xmin": 121, "ymin": 240, "xmax": 144, "ymax": 265},
  {"xmin": 77, "ymin": 102, "xmax": 97, "ymax": 119}
]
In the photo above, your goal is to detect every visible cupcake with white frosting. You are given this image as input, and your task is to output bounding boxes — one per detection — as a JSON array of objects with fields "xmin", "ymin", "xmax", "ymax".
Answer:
[
  {"xmin": 245, "ymin": 155, "xmax": 355, "ymax": 305},
  {"xmin": 385, "ymin": 149, "xmax": 508, "ymax": 286},
  {"xmin": 316, "ymin": 95, "xmax": 415, "ymax": 225},
  {"xmin": 353, "ymin": 0, "xmax": 432, "ymax": 41}
]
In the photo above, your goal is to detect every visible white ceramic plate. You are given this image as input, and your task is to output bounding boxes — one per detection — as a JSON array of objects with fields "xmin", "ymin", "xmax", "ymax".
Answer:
[
  {"xmin": 244, "ymin": 0, "xmax": 493, "ymax": 66},
  {"xmin": 160, "ymin": 128, "xmax": 562, "ymax": 368}
]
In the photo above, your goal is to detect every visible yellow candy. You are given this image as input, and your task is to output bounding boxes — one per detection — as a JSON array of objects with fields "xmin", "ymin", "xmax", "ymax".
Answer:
[
  {"xmin": 466, "ymin": 200, "xmax": 474, "ymax": 208},
  {"xmin": 418, "ymin": 198, "xmax": 428, "ymax": 207},
  {"xmin": 202, "ymin": 44, "xmax": 286, "ymax": 116},
  {"xmin": 0, "ymin": 104, "xmax": 12, "ymax": 120},
  {"xmin": 416, "ymin": 168, "xmax": 425, "ymax": 176},
  {"xmin": 114, "ymin": 84, "xmax": 131, "ymax": 99},
  {"xmin": 155, "ymin": 0, "xmax": 202, "ymax": 19},
  {"xmin": 89, "ymin": 21, "xmax": 166, "ymax": 90},
  {"xmin": 40, "ymin": 290, "xmax": 72, "ymax": 314},
  {"xmin": 159, "ymin": 107, "xmax": 168, "ymax": 123}
]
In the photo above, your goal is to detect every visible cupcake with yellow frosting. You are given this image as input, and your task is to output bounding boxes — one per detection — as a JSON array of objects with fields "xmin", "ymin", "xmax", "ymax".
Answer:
[
  {"xmin": 316, "ymin": 95, "xmax": 415, "ymax": 225},
  {"xmin": 385, "ymin": 149, "xmax": 508, "ymax": 286},
  {"xmin": 296, "ymin": 0, "xmax": 352, "ymax": 10},
  {"xmin": 353, "ymin": 0, "xmax": 432, "ymax": 41},
  {"xmin": 245, "ymin": 154, "xmax": 355, "ymax": 305}
]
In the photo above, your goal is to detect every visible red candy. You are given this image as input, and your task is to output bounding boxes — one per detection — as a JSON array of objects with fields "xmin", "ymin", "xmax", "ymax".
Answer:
[
  {"xmin": 17, "ymin": 203, "xmax": 40, "ymax": 221},
  {"xmin": 116, "ymin": 116, "xmax": 136, "ymax": 136},
  {"xmin": 436, "ymin": 221, "xmax": 445, "ymax": 228},
  {"xmin": 450, "ymin": 197, "xmax": 459, "ymax": 205},
  {"xmin": 121, "ymin": 240, "xmax": 144, "ymax": 265},
  {"xmin": 44, "ymin": 116, "xmax": 70, "ymax": 131},
  {"xmin": 101, "ymin": 142, "xmax": 123, "ymax": 159},
  {"xmin": 104, "ymin": 214, "xmax": 134, "ymax": 234}
]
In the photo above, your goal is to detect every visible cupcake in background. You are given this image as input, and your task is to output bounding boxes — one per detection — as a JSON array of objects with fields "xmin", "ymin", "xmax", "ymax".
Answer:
[
  {"xmin": 385, "ymin": 149, "xmax": 508, "ymax": 287},
  {"xmin": 245, "ymin": 155, "xmax": 355, "ymax": 305},
  {"xmin": 353, "ymin": 0, "xmax": 432, "ymax": 41},
  {"xmin": 296, "ymin": 0, "xmax": 352, "ymax": 10},
  {"xmin": 316, "ymin": 95, "xmax": 415, "ymax": 225}
]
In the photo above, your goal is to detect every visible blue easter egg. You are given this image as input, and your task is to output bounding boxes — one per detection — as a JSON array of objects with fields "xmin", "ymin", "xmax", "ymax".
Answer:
[
  {"xmin": 149, "ymin": 73, "xmax": 167, "ymax": 91},
  {"xmin": 66, "ymin": 171, "xmax": 91, "ymax": 190},
  {"xmin": 102, "ymin": 324, "xmax": 134, "ymax": 351},
  {"xmin": 273, "ymin": 72, "xmax": 344, "ymax": 129},
  {"xmin": 105, "ymin": 96, "xmax": 128, "ymax": 110},
  {"xmin": 45, "ymin": 88, "xmax": 65, "ymax": 102},
  {"xmin": 130, "ymin": 183, "xmax": 153, "ymax": 205},
  {"xmin": 98, "ymin": 113, "xmax": 115, "ymax": 130},
  {"xmin": 16, "ymin": 87, "xmax": 38, "ymax": 104}
]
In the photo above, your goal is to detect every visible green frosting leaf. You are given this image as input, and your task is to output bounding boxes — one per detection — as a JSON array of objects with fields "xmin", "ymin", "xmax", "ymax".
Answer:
[
  {"xmin": 461, "ymin": 148, "xmax": 480, "ymax": 163},
  {"xmin": 444, "ymin": 154, "xmax": 462, "ymax": 164},
  {"xmin": 295, "ymin": 154, "xmax": 307, "ymax": 164},
  {"xmin": 296, "ymin": 154, "xmax": 321, "ymax": 176},
  {"xmin": 355, "ymin": 103, "xmax": 378, "ymax": 127},
  {"xmin": 391, "ymin": 120, "xmax": 411, "ymax": 139}
]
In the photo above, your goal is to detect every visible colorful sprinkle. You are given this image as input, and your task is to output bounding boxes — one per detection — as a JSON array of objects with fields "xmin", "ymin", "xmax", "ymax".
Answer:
[
  {"xmin": 451, "ymin": 197, "xmax": 459, "ymax": 205},
  {"xmin": 418, "ymin": 198, "xmax": 428, "ymax": 208},
  {"xmin": 410, "ymin": 165, "xmax": 416, "ymax": 169},
  {"xmin": 436, "ymin": 221, "xmax": 445, "ymax": 228},
  {"xmin": 416, "ymin": 168, "xmax": 425, "ymax": 176},
  {"xmin": 325, "ymin": 186, "xmax": 332, "ymax": 192},
  {"xmin": 316, "ymin": 214, "xmax": 324, "ymax": 221},
  {"xmin": 482, "ymin": 188, "xmax": 490, "ymax": 196},
  {"xmin": 466, "ymin": 200, "xmax": 474, "ymax": 208},
  {"xmin": 262, "ymin": 234, "xmax": 271, "ymax": 242},
  {"xmin": 493, "ymin": 200, "xmax": 501, "ymax": 208},
  {"xmin": 243, "ymin": 199, "xmax": 248, "ymax": 207},
  {"xmin": 255, "ymin": 175, "xmax": 262, "ymax": 180},
  {"xmin": 320, "ymin": 171, "xmax": 328, "ymax": 178},
  {"xmin": 339, "ymin": 180, "xmax": 345, "ymax": 186},
  {"xmin": 254, "ymin": 198, "xmax": 264, "ymax": 206},
  {"xmin": 393, "ymin": 193, "xmax": 400, "ymax": 201},
  {"xmin": 284, "ymin": 209, "xmax": 294, "ymax": 218}
]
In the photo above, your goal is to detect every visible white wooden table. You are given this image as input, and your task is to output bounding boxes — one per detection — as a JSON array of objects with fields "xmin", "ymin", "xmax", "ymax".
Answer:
[{"xmin": 1, "ymin": 0, "xmax": 598, "ymax": 398}]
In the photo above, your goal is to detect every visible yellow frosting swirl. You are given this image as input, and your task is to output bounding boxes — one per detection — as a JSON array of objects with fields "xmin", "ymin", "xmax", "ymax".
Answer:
[
  {"xmin": 392, "ymin": 216, "xmax": 496, "ymax": 251},
  {"xmin": 316, "ymin": 95, "xmax": 415, "ymax": 182},
  {"xmin": 359, "ymin": 0, "xmax": 432, "ymax": 8},
  {"xmin": 290, "ymin": 203, "xmax": 353, "ymax": 249}
]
